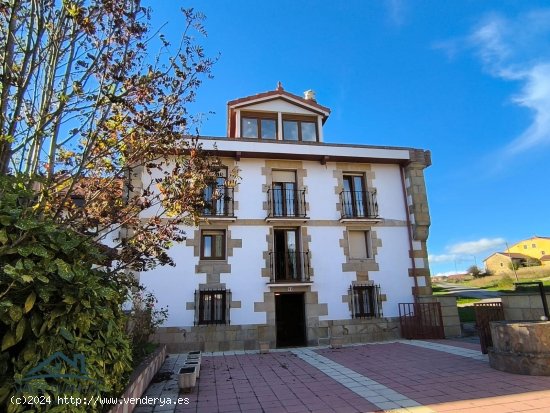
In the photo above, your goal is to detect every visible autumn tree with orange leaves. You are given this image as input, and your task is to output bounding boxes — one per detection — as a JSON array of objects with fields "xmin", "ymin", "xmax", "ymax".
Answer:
[{"xmin": 0, "ymin": 0, "xmax": 222, "ymax": 271}]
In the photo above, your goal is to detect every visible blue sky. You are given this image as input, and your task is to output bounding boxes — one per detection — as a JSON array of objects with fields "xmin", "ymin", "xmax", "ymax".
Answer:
[{"xmin": 146, "ymin": 1, "xmax": 550, "ymax": 276}]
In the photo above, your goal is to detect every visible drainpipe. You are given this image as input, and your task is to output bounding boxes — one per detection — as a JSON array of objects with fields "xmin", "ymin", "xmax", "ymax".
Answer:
[{"xmin": 400, "ymin": 165, "xmax": 419, "ymax": 303}]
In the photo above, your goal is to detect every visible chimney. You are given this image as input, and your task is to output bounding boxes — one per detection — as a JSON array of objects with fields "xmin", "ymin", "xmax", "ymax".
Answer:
[{"xmin": 303, "ymin": 89, "xmax": 316, "ymax": 101}]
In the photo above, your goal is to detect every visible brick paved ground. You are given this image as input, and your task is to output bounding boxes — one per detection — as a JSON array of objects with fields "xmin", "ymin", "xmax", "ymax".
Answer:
[{"xmin": 137, "ymin": 340, "xmax": 550, "ymax": 413}]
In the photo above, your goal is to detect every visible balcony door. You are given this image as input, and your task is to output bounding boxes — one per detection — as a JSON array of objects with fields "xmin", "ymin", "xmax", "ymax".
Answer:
[
  {"xmin": 272, "ymin": 170, "xmax": 297, "ymax": 217},
  {"xmin": 343, "ymin": 175, "xmax": 366, "ymax": 218},
  {"xmin": 273, "ymin": 228, "xmax": 300, "ymax": 281},
  {"xmin": 204, "ymin": 168, "xmax": 228, "ymax": 216}
]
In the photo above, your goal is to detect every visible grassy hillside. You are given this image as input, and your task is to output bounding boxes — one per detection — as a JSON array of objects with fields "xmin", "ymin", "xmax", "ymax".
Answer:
[{"xmin": 463, "ymin": 266, "xmax": 550, "ymax": 290}]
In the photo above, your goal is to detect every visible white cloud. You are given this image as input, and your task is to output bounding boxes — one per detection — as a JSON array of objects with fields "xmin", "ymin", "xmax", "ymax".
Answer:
[
  {"xmin": 428, "ymin": 253, "xmax": 458, "ymax": 264},
  {"xmin": 430, "ymin": 237, "xmax": 505, "ymax": 265},
  {"xmin": 446, "ymin": 9, "xmax": 550, "ymax": 156},
  {"xmin": 438, "ymin": 9, "xmax": 550, "ymax": 157},
  {"xmin": 448, "ymin": 237, "xmax": 506, "ymax": 255},
  {"xmin": 385, "ymin": 0, "xmax": 407, "ymax": 27},
  {"xmin": 432, "ymin": 270, "xmax": 468, "ymax": 278}
]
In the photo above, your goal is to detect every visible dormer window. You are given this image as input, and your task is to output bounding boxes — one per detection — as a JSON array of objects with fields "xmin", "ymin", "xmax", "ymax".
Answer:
[
  {"xmin": 282, "ymin": 116, "xmax": 318, "ymax": 142},
  {"xmin": 227, "ymin": 84, "xmax": 330, "ymax": 141},
  {"xmin": 241, "ymin": 112, "xmax": 277, "ymax": 139}
]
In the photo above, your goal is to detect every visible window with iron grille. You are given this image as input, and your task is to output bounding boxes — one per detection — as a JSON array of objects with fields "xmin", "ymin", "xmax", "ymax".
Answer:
[
  {"xmin": 350, "ymin": 284, "xmax": 382, "ymax": 318},
  {"xmin": 196, "ymin": 289, "xmax": 230, "ymax": 325}
]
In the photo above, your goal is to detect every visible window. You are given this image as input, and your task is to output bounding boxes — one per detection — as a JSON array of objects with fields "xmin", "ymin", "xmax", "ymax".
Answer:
[
  {"xmin": 271, "ymin": 170, "xmax": 302, "ymax": 217},
  {"xmin": 342, "ymin": 174, "xmax": 368, "ymax": 218},
  {"xmin": 532, "ymin": 244, "xmax": 536, "ymax": 248},
  {"xmin": 201, "ymin": 230, "xmax": 225, "ymax": 260},
  {"xmin": 197, "ymin": 289, "xmax": 229, "ymax": 325},
  {"xmin": 524, "ymin": 245, "xmax": 527, "ymax": 249},
  {"xmin": 282, "ymin": 116, "xmax": 318, "ymax": 141},
  {"xmin": 241, "ymin": 114, "xmax": 277, "ymax": 139},
  {"xmin": 272, "ymin": 228, "xmax": 304, "ymax": 282},
  {"xmin": 348, "ymin": 230, "xmax": 372, "ymax": 259},
  {"xmin": 203, "ymin": 168, "xmax": 233, "ymax": 216},
  {"xmin": 350, "ymin": 285, "xmax": 381, "ymax": 318}
]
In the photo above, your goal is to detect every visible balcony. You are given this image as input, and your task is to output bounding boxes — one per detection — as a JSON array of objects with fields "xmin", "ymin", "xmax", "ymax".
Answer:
[
  {"xmin": 267, "ymin": 187, "xmax": 307, "ymax": 220},
  {"xmin": 202, "ymin": 187, "xmax": 235, "ymax": 219},
  {"xmin": 268, "ymin": 251, "xmax": 311, "ymax": 284},
  {"xmin": 339, "ymin": 189, "xmax": 379, "ymax": 221}
]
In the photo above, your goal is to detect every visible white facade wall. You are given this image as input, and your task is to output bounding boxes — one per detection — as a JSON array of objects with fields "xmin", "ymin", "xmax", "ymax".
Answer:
[
  {"xmin": 140, "ymin": 231, "xmax": 202, "ymax": 326},
  {"xmin": 368, "ymin": 226, "xmax": 415, "ymax": 317},
  {"xmin": 308, "ymin": 226, "xmax": 352, "ymax": 320},
  {"xmin": 224, "ymin": 226, "xmax": 268, "ymax": 325},
  {"xmin": 304, "ymin": 162, "xmax": 340, "ymax": 220},
  {"xmin": 140, "ymin": 154, "xmax": 417, "ymax": 326},
  {"xmin": 234, "ymin": 160, "xmax": 266, "ymax": 219},
  {"xmin": 372, "ymin": 164, "xmax": 407, "ymax": 221},
  {"xmin": 241, "ymin": 100, "xmax": 318, "ymax": 115}
]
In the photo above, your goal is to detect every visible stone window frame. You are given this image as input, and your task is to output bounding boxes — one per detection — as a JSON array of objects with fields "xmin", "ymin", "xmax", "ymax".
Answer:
[
  {"xmin": 347, "ymin": 229, "xmax": 373, "ymax": 260},
  {"xmin": 262, "ymin": 160, "xmax": 309, "ymax": 219},
  {"xmin": 200, "ymin": 229, "xmax": 226, "ymax": 260},
  {"xmin": 194, "ymin": 288, "xmax": 232, "ymax": 325},
  {"xmin": 349, "ymin": 283, "xmax": 383, "ymax": 318},
  {"xmin": 333, "ymin": 163, "xmax": 376, "ymax": 219}
]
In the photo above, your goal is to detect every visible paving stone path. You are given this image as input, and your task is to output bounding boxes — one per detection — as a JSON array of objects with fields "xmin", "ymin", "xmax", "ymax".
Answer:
[{"xmin": 134, "ymin": 340, "xmax": 550, "ymax": 413}]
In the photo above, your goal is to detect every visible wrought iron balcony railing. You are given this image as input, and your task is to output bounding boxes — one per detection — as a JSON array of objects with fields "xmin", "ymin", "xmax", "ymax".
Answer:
[
  {"xmin": 267, "ymin": 187, "xmax": 307, "ymax": 218},
  {"xmin": 339, "ymin": 190, "xmax": 378, "ymax": 219},
  {"xmin": 202, "ymin": 187, "xmax": 235, "ymax": 217},
  {"xmin": 269, "ymin": 251, "xmax": 311, "ymax": 283}
]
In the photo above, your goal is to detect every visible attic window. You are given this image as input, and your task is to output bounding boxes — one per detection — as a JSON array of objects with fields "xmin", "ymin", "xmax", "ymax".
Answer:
[
  {"xmin": 241, "ymin": 113, "xmax": 277, "ymax": 139},
  {"xmin": 282, "ymin": 115, "xmax": 318, "ymax": 142}
]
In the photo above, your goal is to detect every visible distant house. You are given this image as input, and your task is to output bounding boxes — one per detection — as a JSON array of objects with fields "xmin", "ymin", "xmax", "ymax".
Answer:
[
  {"xmin": 484, "ymin": 236, "xmax": 550, "ymax": 273},
  {"xmin": 483, "ymin": 252, "xmax": 531, "ymax": 274},
  {"xmin": 506, "ymin": 236, "xmax": 550, "ymax": 259}
]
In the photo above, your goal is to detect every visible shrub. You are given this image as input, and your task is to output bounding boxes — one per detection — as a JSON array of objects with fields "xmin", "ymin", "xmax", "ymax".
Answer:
[
  {"xmin": 509, "ymin": 261, "xmax": 521, "ymax": 271},
  {"xmin": 0, "ymin": 177, "xmax": 132, "ymax": 412},
  {"xmin": 467, "ymin": 265, "xmax": 482, "ymax": 278},
  {"xmin": 497, "ymin": 275, "xmax": 514, "ymax": 290},
  {"xmin": 126, "ymin": 287, "xmax": 168, "ymax": 364}
]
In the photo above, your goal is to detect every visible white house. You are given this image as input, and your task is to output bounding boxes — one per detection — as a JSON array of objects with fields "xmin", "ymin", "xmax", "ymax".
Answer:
[{"xmin": 139, "ymin": 84, "xmax": 439, "ymax": 352}]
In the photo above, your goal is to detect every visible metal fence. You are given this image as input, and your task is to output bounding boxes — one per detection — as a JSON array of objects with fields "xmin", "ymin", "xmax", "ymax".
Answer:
[{"xmin": 399, "ymin": 302, "xmax": 445, "ymax": 339}]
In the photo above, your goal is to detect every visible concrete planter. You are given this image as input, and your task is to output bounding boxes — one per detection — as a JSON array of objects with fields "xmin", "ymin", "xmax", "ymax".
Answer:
[
  {"xmin": 186, "ymin": 351, "xmax": 201, "ymax": 363},
  {"xmin": 259, "ymin": 341, "xmax": 270, "ymax": 354},
  {"xmin": 330, "ymin": 337, "xmax": 343, "ymax": 349},
  {"xmin": 184, "ymin": 360, "xmax": 200, "ymax": 378},
  {"xmin": 178, "ymin": 366, "xmax": 197, "ymax": 393}
]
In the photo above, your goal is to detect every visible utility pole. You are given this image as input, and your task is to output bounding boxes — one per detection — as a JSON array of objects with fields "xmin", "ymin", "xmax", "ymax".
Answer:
[{"xmin": 505, "ymin": 241, "xmax": 519, "ymax": 282}]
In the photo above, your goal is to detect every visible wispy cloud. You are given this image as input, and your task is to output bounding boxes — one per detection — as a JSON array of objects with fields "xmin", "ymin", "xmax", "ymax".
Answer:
[
  {"xmin": 469, "ymin": 10, "xmax": 550, "ymax": 156},
  {"xmin": 448, "ymin": 237, "xmax": 506, "ymax": 255},
  {"xmin": 429, "ymin": 237, "xmax": 505, "ymax": 264},
  {"xmin": 432, "ymin": 270, "xmax": 468, "ymax": 278},
  {"xmin": 439, "ymin": 9, "xmax": 550, "ymax": 157},
  {"xmin": 384, "ymin": 0, "xmax": 407, "ymax": 27}
]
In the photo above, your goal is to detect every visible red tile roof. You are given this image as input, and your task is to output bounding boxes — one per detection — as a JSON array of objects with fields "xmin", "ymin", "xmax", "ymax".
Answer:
[{"xmin": 227, "ymin": 85, "xmax": 331, "ymax": 115}]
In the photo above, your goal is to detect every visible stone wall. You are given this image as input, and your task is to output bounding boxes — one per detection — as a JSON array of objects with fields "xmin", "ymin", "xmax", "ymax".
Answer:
[
  {"xmin": 109, "ymin": 345, "xmax": 166, "ymax": 413},
  {"xmin": 418, "ymin": 295, "xmax": 461, "ymax": 338},
  {"xmin": 501, "ymin": 293, "xmax": 550, "ymax": 321},
  {"xmin": 153, "ymin": 318, "xmax": 401, "ymax": 353}
]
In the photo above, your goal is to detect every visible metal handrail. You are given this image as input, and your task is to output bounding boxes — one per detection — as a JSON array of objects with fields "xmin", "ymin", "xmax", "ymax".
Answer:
[
  {"xmin": 203, "ymin": 186, "xmax": 234, "ymax": 217},
  {"xmin": 267, "ymin": 187, "xmax": 307, "ymax": 218},
  {"xmin": 268, "ymin": 251, "xmax": 311, "ymax": 282},
  {"xmin": 340, "ymin": 189, "xmax": 378, "ymax": 219}
]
